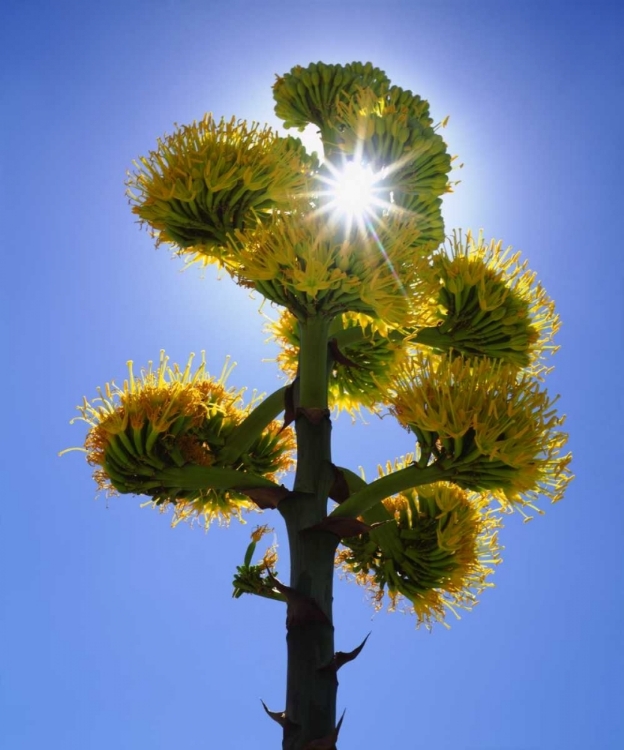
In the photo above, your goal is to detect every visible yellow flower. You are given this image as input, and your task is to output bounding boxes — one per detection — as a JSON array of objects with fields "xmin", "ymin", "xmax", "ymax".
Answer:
[
  {"xmin": 386, "ymin": 353, "xmax": 572, "ymax": 509},
  {"xmin": 335, "ymin": 86, "xmax": 451, "ymax": 174},
  {"xmin": 228, "ymin": 208, "xmax": 432, "ymax": 324},
  {"xmin": 127, "ymin": 114, "xmax": 315, "ymax": 263},
  {"xmin": 232, "ymin": 525, "xmax": 280, "ymax": 600},
  {"xmin": 331, "ymin": 85, "xmax": 453, "ymax": 247},
  {"xmin": 250, "ymin": 524, "xmax": 272, "ymax": 544},
  {"xmin": 69, "ymin": 351, "xmax": 294, "ymax": 528},
  {"xmin": 273, "ymin": 61, "xmax": 391, "ymax": 141},
  {"xmin": 337, "ymin": 479, "xmax": 502, "ymax": 628},
  {"xmin": 413, "ymin": 231, "xmax": 560, "ymax": 371}
]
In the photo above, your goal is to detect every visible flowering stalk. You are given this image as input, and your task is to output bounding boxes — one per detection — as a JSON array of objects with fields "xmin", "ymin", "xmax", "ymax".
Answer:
[
  {"xmin": 64, "ymin": 59, "xmax": 572, "ymax": 750},
  {"xmin": 278, "ymin": 315, "xmax": 339, "ymax": 749},
  {"xmin": 297, "ymin": 316, "xmax": 332, "ymax": 410}
]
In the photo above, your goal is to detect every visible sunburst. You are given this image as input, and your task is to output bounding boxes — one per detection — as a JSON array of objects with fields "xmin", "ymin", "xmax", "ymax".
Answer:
[{"xmin": 312, "ymin": 149, "xmax": 393, "ymax": 236}]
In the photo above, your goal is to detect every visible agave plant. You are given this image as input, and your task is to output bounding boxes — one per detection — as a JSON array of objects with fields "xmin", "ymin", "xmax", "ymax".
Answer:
[{"xmin": 65, "ymin": 61, "xmax": 572, "ymax": 749}]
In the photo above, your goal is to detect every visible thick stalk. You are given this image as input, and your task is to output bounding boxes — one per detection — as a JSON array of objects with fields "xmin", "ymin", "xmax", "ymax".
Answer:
[
  {"xmin": 298, "ymin": 316, "xmax": 332, "ymax": 409},
  {"xmin": 279, "ymin": 316, "xmax": 338, "ymax": 750}
]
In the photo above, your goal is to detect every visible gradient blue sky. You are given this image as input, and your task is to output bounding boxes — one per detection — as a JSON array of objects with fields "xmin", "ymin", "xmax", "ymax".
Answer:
[{"xmin": 2, "ymin": 1, "xmax": 623, "ymax": 748}]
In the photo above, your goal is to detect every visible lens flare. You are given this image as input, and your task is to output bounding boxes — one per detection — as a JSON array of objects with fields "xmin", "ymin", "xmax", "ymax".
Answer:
[
  {"xmin": 331, "ymin": 161, "xmax": 377, "ymax": 218},
  {"xmin": 313, "ymin": 156, "xmax": 390, "ymax": 236}
]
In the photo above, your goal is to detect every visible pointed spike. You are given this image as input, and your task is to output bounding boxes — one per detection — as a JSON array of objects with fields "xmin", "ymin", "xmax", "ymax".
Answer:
[
  {"xmin": 320, "ymin": 633, "xmax": 371, "ymax": 673},
  {"xmin": 261, "ymin": 699, "xmax": 286, "ymax": 727},
  {"xmin": 239, "ymin": 485, "xmax": 290, "ymax": 509},
  {"xmin": 296, "ymin": 407, "xmax": 331, "ymax": 425},
  {"xmin": 304, "ymin": 517, "xmax": 371, "ymax": 539},
  {"xmin": 336, "ymin": 709, "xmax": 346, "ymax": 736},
  {"xmin": 328, "ymin": 465, "xmax": 350, "ymax": 504},
  {"xmin": 266, "ymin": 571, "xmax": 331, "ymax": 626},
  {"xmin": 302, "ymin": 710, "xmax": 346, "ymax": 749},
  {"xmin": 334, "ymin": 633, "xmax": 370, "ymax": 671},
  {"xmin": 282, "ymin": 382, "xmax": 296, "ymax": 429}
]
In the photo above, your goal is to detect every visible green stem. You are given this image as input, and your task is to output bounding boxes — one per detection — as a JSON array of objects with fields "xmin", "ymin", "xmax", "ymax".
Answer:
[
  {"xmin": 298, "ymin": 316, "xmax": 332, "ymax": 409},
  {"xmin": 330, "ymin": 462, "xmax": 449, "ymax": 519},
  {"xmin": 279, "ymin": 314, "xmax": 338, "ymax": 749},
  {"xmin": 217, "ymin": 386, "xmax": 287, "ymax": 465}
]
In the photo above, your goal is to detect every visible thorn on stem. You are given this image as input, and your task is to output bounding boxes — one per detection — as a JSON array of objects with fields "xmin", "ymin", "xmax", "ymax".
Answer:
[
  {"xmin": 304, "ymin": 517, "xmax": 371, "ymax": 539},
  {"xmin": 328, "ymin": 465, "xmax": 350, "ymax": 503},
  {"xmin": 283, "ymin": 382, "xmax": 296, "ymax": 429},
  {"xmin": 320, "ymin": 633, "xmax": 371, "ymax": 673},
  {"xmin": 266, "ymin": 571, "xmax": 331, "ymax": 627},
  {"xmin": 302, "ymin": 710, "xmax": 346, "ymax": 749},
  {"xmin": 296, "ymin": 407, "xmax": 331, "ymax": 425},
  {"xmin": 238, "ymin": 485, "xmax": 291, "ymax": 509},
  {"xmin": 260, "ymin": 699, "xmax": 287, "ymax": 727}
]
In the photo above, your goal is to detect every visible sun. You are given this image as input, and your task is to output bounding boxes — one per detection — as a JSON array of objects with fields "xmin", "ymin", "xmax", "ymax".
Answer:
[
  {"xmin": 314, "ymin": 156, "xmax": 389, "ymax": 233},
  {"xmin": 330, "ymin": 161, "xmax": 378, "ymax": 218}
]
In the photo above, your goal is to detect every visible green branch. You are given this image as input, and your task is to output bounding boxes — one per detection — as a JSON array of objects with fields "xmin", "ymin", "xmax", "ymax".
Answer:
[
  {"xmin": 412, "ymin": 326, "xmax": 454, "ymax": 350},
  {"xmin": 218, "ymin": 386, "xmax": 288, "ymax": 465},
  {"xmin": 155, "ymin": 465, "xmax": 281, "ymax": 491},
  {"xmin": 330, "ymin": 322, "xmax": 406, "ymax": 350},
  {"xmin": 330, "ymin": 462, "xmax": 449, "ymax": 519}
]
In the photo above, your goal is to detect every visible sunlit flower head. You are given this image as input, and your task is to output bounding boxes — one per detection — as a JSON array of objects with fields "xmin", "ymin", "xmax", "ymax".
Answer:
[
  {"xmin": 335, "ymin": 85, "xmax": 442, "ymax": 170},
  {"xmin": 126, "ymin": 114, "xmax": 315, "ymax": 263},
  {"xmin": 226, "ymin": 209, "xmax": 432, "ymax": 324},
  {"xmin": 66, "ymin": 351, "xmax": 294, "ymax": 528},
  {"xmin": 337, "ymin": 477, "xmax": 502, "ymax": 628},
  {"xmin": 267, "ymin": 309, "xmax": 414, "ymax": 416},
  {"xmin": 414, "ymin": 231, "xmax": 560, "ymax": 371},
  {"xmin": 273, "ymin": 61, "xmax": 391, "ymax": 142},
  {"xmin": 331, "ymin": 85, "xmax": 453, "ymax": 247},
  {"xmin": 386, "ymin": 353, "xmax": 573, "ymax": 509}
]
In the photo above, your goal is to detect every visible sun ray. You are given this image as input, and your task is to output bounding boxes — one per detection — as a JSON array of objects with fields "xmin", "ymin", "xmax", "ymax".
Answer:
[
  {"xmin": 311, "ymin": 152, "xmax": 393, "ymax": 233},
  {"xmin": 363, "ymin": 216, "xmax": 408, "ymax": 300},
  {"xmin": 303, "ymin": 141, "xmax": 420, "ymax": 306}
]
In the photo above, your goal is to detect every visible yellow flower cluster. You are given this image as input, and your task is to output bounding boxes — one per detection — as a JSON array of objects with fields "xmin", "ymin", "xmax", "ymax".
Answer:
[
  {"xmin": 268, "ymin": 309, "xmax": 414, "ymax": 416},
  {"xmin": 337, "ymin": 479, "xmax": 502, "ymax": 628},
  {"xmin": 127, "ymin": 114, "xmax": 315, "ymax": 261},
  {"xmin": 227, "ymin": 209, "xmax": 432, "ymax": 324},
  {"xmin": 387, "ymin": 352, "xmax": 572, "ymax": 509},
  {"xmin": 273, "ymin": 61, "xmax": 391, "ymax": 139},
  {"xmin": 414, "ymin": 231, "xmax": 560, "ymax": 370},
  {"xmin": 336, "ymin": 86, "xmax": 438, "ymax": 164},
  {"xmin": 71, "ymin": 352, "xmax": 294, "ymax": 527},
  {"xmin": 333, "ymin": 86, "xmax": 452, "ymax": 246},
  {"xmin": 126, "ymin": 64, "xmax": 456, "ymax": 322}
]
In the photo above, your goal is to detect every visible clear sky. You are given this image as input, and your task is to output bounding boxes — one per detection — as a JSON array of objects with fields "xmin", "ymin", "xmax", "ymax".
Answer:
[{"xmin": 2, "ymin": 1, "xmax": 623, "ymax": 748}]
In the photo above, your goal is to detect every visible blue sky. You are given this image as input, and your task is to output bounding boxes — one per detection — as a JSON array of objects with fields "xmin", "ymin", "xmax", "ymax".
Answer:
[{"xmin": 2, "ymin": 1, "xmax": 623, "ymax": 748}]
